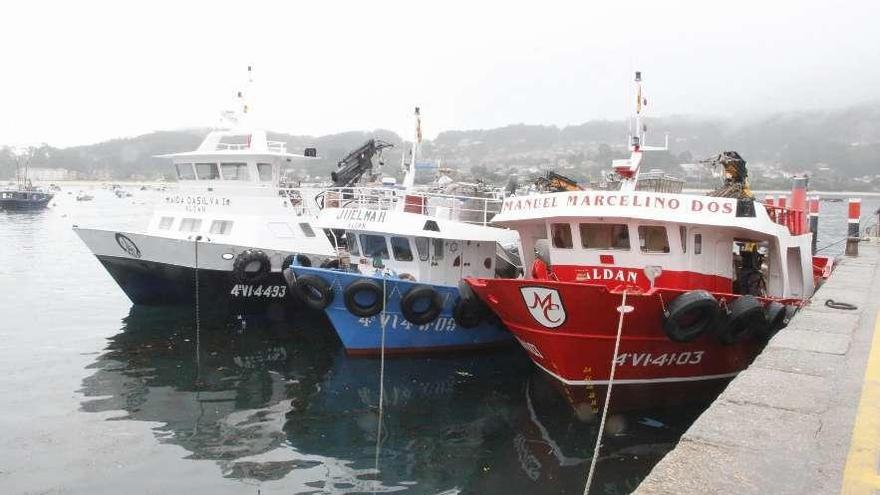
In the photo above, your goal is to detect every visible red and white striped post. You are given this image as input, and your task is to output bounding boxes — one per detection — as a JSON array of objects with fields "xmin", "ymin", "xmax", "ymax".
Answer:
[
  {"xmin": 808, "ymin": 196, "xmax": 820, "ymax": 254},
  {"xmin": 846, "ymin": 198, "xmax": 861, "ymax": 256}
]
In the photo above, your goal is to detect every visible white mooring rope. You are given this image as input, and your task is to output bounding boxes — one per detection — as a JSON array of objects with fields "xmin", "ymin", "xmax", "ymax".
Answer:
[
  {"xmin": 193, "ymin": 236, "xmax": 202, "ymax": 376},
  {"xmin": 583, "ymin": 290, "xmax": 629, "ymax": 495},
  {"xmin": 372, "ymin": 274, "xmax": 388, "ymax": 491}
]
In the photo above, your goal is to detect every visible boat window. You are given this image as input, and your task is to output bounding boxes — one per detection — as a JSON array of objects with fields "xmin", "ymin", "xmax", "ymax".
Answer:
[
  {"xmin": 209, "ymin": 220, "xmax": 233, "ymax": 235},
  {"xmin": 415, "ymin": 237, "xmax": 429, "ymax": 261},
  {"xmin": 267, "ymin": 222, "xmax": 296, "ymax": 238},
  {"xmin": 360, "ymin": 234, "xmax": 389, "ymax": 259},
  {"xmin": 551, "ymin": 223, "xmax": 573, "ymax": 249},
  {"xmin": 391, "ymin": 236, "xmax": 414, "ymax": 261},
  {"xmin": 694, "ymin": 234, "xmax": 702, "ymax": 255},
  {"xmin": 179, "ymin": 218, "xmax": 202, "ymax": 232},
  {"xmin": 195, "ymin": 163, "xmax": 220, "ymax": 180},
  {"xmin": 257, "ymin": 163, "xmax": 273, "ymax": 182},
  {"xmin": 220, "ymin": 163, "xmax": 250, "ymax": 181},
  {"xmin": 432, "ymin": 238, "xmax": 444, "ymax": 260},
  {"xmin": 158, "ymin": 216, "xmax": 174, "ymax": 230},
  {"xmin": 579, "ymin": 223, "xmax": 630, "ymax": 250},
  {"xmin": 638, "ymin": 226, "xmax": 670, "ymax": 253},
  {"xmin": 298, "ymin": 222, "xmax": 316, "ymax": 237},
  {"xmin": 680, "ymin": 226, "xmax": 687, "ymax": 254},
  {"xmin": 346, "ymin": 233, "xmax": 360, "ymax": 256},
  {"xmin": 175, "ymin": 163, "xmax": 196, "ymax": 180}
]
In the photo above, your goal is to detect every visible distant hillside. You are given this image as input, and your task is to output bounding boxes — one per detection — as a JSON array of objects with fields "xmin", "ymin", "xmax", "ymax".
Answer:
[{"xmin": 3, "ymin": 103, "xmax": 879, "ymax": 190}]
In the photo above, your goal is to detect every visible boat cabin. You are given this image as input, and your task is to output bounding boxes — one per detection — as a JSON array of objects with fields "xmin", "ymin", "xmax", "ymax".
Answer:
[{"xmin": 495, "ymin": 190, "xmax": 814, "ymax": 299}]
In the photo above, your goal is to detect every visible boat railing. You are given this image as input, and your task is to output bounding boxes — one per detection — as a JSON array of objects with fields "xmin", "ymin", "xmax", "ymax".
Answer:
[
  {"xmin": 765, "ymin": 205, "xmax": 807, "ymax": 235},
  {"xmin": 267, "ymin": 141, "xmax": 288, "ymax": 153},
  {"xmin": 317, "ymin": 186, "xmax": 504, "ymax": 226},
  {"xmin": 278, "ymin": 187, "xmax": 323, "ymax": 216},
  {"xmin": 214, "ymin": 141, "xmax": 288, "ymax": 154}
]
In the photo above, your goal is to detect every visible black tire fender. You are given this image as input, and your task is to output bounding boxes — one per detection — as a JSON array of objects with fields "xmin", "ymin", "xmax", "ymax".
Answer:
[
  {"xmin": 296, "ymin": 274, "xmax": 334, "ymax": 310},
  {"xmin": 401, "ymin": 285, "xmax": 443, "ymax": 325},
  {"xmin": 233, "ymin": 249, "xmax": 271, "ymax": 284},
  {"xmin": 662, "ymin": 290, "xmax": 719, "ymax": 343},
  {"xmin": 717, "ymin": 295, "xmax": 768, "ymax": 345},
  {"xmin": 760, "ymin": 301, "xmax": 788, "ymax": 339},
  {"xmin": 453, "ymin": 280, "xmax": 487, "ymax": 328},
  {"xmin": 343, "ymin": 278, "xmax": 384, "ymax": 317}
]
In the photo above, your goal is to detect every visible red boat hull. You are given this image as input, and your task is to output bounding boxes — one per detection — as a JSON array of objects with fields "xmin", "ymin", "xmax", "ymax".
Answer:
[{"xmin": 467, "ymin": 279, "xmax": 764, "ymax": 400}]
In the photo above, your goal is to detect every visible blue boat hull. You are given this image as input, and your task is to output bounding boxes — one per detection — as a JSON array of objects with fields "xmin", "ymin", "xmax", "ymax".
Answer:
[{"xmin": 291, "ymin": 267, "xmax": 512, "ymax": 355}]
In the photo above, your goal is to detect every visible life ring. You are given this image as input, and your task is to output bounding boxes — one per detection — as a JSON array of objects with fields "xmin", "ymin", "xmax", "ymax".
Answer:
[
  {"xmin": 662, "ymin": 290, "xmax": 719, "ymax": 342},
  {"xmin": 233, "ymin": 249, "xmax": 271, "ymax": 283},
  {"xmin": 401, "ymin": 285, "xmax": 443, "ymax": 325},
  {"xmin": 717, "ymin": 295, "xmax": 768, "ymax": 345},
  {"xmin": 453, "ymin": 280, "xmax": 487, "ymax": 328},
  {"xmin": 296, "ymin": 274, "xmax": 334, "ymax": 310},
  {"xmin": 343, "ymin": 278, "xmax": 384, "ymax": 317}
]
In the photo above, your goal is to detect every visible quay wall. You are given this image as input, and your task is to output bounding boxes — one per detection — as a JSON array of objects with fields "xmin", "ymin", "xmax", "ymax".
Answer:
[{"xmin": 634, "ymin": 240, "xmax": 880, "ymax": 495}]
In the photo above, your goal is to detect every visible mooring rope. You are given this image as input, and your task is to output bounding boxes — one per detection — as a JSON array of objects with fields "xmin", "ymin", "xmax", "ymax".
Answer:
[
  {"xmin": 583, "ymin": 290, "xmax": 629, "ymax": 495},
  {"xmin": 193, "ymin": 236, "xmax": 202, "ymax": 376},
  {"xmin": 373, "ymin": 273, "xmax": 388, "ymax": 491}
]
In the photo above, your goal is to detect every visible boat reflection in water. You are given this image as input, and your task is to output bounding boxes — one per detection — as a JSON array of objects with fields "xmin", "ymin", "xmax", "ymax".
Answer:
[{"xmin": 79, "ymin": 306, "xmax": 710, "ymax": 494}]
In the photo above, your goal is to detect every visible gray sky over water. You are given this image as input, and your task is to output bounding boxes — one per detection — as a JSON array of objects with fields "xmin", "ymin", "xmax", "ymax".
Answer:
[{"xmin": 2, "ymin": 0, "xmax": 878, "ymax": 147}]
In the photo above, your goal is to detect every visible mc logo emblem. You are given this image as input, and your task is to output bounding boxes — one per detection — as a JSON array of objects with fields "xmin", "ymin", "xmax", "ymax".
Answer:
[{"xmin": 520, "ymin": 286, "xmax": 566, "ymax": 328}]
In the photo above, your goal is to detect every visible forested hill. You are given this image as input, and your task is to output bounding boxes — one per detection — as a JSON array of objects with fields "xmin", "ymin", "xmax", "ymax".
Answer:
[{"xmin": 2, "ymin": 102, "xmax": 879, "ymax": 190}]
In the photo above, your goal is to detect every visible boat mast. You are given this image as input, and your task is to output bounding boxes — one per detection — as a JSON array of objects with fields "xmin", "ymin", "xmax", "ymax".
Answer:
[
  {"xmin": 401, "ymin": 106, "xmax": 421, "ymax": 189},
  {"xmin": 615, "ymin": 71, "xmax": 668, "ymax": 192}
]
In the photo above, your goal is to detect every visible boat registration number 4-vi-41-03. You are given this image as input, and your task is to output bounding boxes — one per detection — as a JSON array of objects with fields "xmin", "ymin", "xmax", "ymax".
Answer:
[{"xmin": 229, "ymin": 284, "xmax": 287, "ymax": 298}]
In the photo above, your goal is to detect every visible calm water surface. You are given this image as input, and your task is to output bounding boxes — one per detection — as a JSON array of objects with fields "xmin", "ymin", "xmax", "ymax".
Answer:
[{"xmin": 0, "ymin": 187, "xmax": 875, "ymax": 494}]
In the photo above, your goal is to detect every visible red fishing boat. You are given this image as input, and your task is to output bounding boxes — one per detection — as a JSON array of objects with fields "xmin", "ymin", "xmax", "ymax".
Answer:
[{"xmin": 466, "ymin": 72, "xmax": 833, "ymax": 411}]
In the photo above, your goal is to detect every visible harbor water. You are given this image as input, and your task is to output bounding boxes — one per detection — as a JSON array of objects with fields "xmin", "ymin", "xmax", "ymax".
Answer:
[{"xmin": 1, "ymin": 187, "xmax": 877, "ymax": 494}]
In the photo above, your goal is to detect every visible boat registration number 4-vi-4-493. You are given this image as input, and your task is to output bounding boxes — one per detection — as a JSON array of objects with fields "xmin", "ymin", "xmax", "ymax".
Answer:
[{"xmin": 229, "ymin": 284, "xmax": 287, "ymax": 298}]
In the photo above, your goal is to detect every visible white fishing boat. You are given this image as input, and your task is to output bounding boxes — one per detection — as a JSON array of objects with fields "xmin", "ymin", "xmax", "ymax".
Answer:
[{"xmin": 74, "ymin": 68, "xmax": 338, "ymax": 313}]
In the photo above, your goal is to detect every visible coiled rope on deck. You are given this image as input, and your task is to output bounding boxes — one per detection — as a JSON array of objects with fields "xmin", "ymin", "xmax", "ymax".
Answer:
[{"xmin": 583, "ymin": 290, "xmax": 629, "ymax": 495}]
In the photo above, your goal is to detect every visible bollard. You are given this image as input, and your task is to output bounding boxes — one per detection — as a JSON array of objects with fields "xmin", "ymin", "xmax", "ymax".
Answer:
[
  {"xmin": 809, "ymin": 196, "xmax": 820, "ymax": 254},
  {"xmin": 846, "ymin": 198, "xmax": 861, "ymax": 256}
]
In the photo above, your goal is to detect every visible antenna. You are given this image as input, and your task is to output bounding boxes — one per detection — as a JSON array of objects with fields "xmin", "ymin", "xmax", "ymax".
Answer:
[{"xmin": 402, "ymin": 106, "xmax": 421, "ymax": 190}]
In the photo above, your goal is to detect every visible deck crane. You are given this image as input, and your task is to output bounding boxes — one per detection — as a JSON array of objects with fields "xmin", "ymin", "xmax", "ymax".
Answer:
[{"xmin": 330, "ymin": 139, "xmax": 395, "ymax": 187}]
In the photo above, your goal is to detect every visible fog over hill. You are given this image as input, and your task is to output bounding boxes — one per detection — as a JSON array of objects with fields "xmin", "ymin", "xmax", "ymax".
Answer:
[{"xmin": 3, "ymin": 103, "xmax": 879, "ymax": 191}]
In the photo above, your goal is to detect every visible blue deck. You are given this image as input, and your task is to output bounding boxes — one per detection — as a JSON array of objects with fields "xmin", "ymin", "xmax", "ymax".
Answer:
[{"xmin": 291, "ymin": 266, "xmax": 512, "ymax": 354}]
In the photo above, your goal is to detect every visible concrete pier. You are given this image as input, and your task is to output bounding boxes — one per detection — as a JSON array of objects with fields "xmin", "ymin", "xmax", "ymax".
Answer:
[{"xmin": 634, "ymin": 240, "xmax": 880, "ymax": 495}]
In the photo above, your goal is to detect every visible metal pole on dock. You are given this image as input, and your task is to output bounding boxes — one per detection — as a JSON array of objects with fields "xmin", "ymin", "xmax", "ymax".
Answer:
[
  {"xmin": 809, "ymin": 196, "xmax": 820, "ymax": 254},
  {"xmin": 846, "ymin": 198, "xmax": 861, "ymax": 256}
]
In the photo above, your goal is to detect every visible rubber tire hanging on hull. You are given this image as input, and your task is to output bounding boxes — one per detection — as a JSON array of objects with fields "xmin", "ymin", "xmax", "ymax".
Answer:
[
  {"xmin": 453, "ymin": 280, "xmax": 487, "ymax": 328},
  {"xmin": 717, "ymin": 295, "xmax": 768, "ymax": 345},
  {"xmin": 282, "ymin": 254, "xmax": 312, "ymax": 271},
  {"xmin": 662, "ymin": 290, "xmax": 719, "ymax": 342},
  {"xmin": 233, "ymin": 250, "xmax": 271, "ymax": 283},
  {"xmin": 758, "ymin": 301, "xmax": 790, "ymax": 339},
  {"xmin": 343, "ymin": 278, "xmax": 384, "ymax": 317},
  {"xmin": 401, "ymin": 285, "xmax": 443, "ymax": 326},
  {"xmin": 296, "ymin": 274, "xmax": 334, "ymax": 310}
]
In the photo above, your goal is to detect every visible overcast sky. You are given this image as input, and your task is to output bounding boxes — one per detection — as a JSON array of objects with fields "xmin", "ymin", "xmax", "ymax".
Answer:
[{"xmin": 2, "ymin": 0, "xmax": 878, "ymax": 147}]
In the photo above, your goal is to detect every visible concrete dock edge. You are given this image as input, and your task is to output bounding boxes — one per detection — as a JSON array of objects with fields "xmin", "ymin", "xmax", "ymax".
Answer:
[{"xmin": 633, "ymin": 240, "xmax": 880, "ymax": 495}]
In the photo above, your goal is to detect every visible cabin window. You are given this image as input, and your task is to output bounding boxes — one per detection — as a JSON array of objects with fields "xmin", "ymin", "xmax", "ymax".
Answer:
[
  {"xmin": 360, "ymin": 234, "xmax": 389, "ymax": 259},
  {"xmin": 179, "ymin": 218, "xmax": 202, "ymax": 232},
  {"xmin": 551, "ymin": 223, "xmax": 573, "ymax": 249},
  {"xmin": 638, "ymin": 226, "xmax": 670, "ymax": 253},
  {"xmin": 579, "ymin": 223, "xmax": 630, "ymax": 250},
  {"xmin": 415, "ymin": 237, "xmax": 429, "ymax": 261},
  {"xmin": 175, "ymin": 163, "xmax": 196, "ymax": 180},
  {"xmin": 158, "ymin": 216, "xmax": 174, "ymax": 230},
  {"xmin": 694, "ymin": 234, "xmax": 703, "ymax": 255},
  {"xmin": 679, "ymin": 226, "xmax": 688, "ymax": 254},
  {"xmin": 210, "ymin": 220, "xmax": 233, "ymax": 234},
  {"xmin": 257, "ymin": 163, "xmax": 273, "ymax": 182},
  {"xmin": 432, "ymin": 238, "xmax": 444, "ymax": 260},
  {"xmin": 346, "ymin": 233, "xmax": 361, "ymax": 256},
  {"xmin": 195, "ymin": 163, "xmax": 220, "ymax": 180},
  {"xmin": 220, "ymin": 162, "xmax": 249, "ymax": 181},
  {"xmin": 391, "ymin": 236, "xmax": 414, "ymax": 261},
  {"xmin": 299, "ymin": 223, "xmax": 316, "ymax": 237},
  {"xmin": 268, "ymin": 222, "xmax": 296, "ymax": 238}
]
